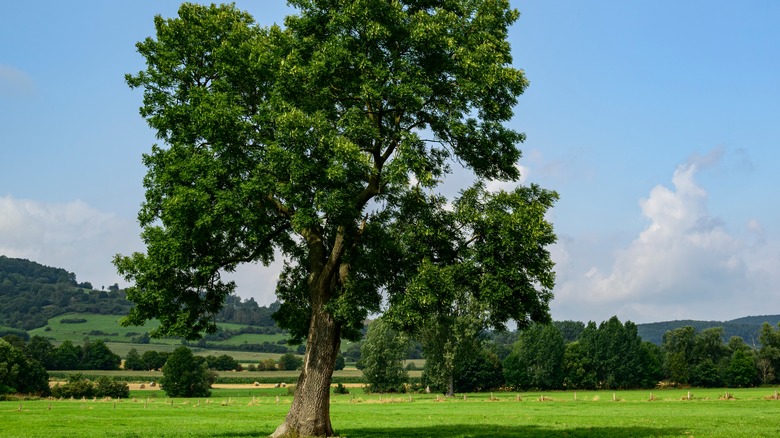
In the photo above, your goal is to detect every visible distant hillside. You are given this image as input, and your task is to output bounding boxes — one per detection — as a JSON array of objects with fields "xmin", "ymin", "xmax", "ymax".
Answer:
[
  {"xmin": 636, "ymin": 316, "xmax": 780, "ymax": 345},
  {"xmin": 0, "ymin": 255, "xmax": 132, "ymax": 330},
  {"xmin": 0, "ymin": 255, "xmax": 281, "ymax": 332}
]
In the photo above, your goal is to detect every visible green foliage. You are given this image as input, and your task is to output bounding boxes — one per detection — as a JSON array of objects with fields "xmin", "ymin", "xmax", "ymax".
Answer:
[
  {"xmin": 0, "ymin": 339, "xmax": 50, "ymax": 396},
  {"xmin": 454, "ymin": 345, "xmax": 504, "ymax": 393},
  {"xmin": 50, "ymin": 373, "xmax": 130, "ymax": 399},
  {"xmin": 24, "ymin": 336, "xmax": 55, "ymax": 369},
  {"xmin": 0, "ymin": 256, "xmax": 132, "ymax": 330},
  {"xmin": 118, "ymin": 1, "xmax": 554, "ymax": 433},
  {"xmin": 60, "ymin": 318, "xmax": 88, "ymax": 324},
  {"xmin": 51, "ymin": 340, "xmax": 81, "ymax": 370},
  {"xmin": 334, "ymin": 353, "xmax": 346, "ymax": 371},
  {"xmin": 160, "ymin": 346, "xmax": 215, "ymax": 397},
  {"xmin": 123, "ymin": 348, "xmax": 144, "ymax": 371},
  {"xmin": 561, "ymin": 317, "xmax": 653, "ymax": 390},
  {"xmin": 662, "ymin": 326, "xmax": 696, "ymax": 384},
  {"xmin": 503, "ymin": 324, "xmax": 564, "ymax": 390},
  {"xmin": 637, "ymin": 317, "xmax": 776, "ymax": 346},
  {"xmin": 51, "ymin": 373, "xmax": 95, "ymax": 399},
  {"xmin": 690, "ymin": 359, "xmax": 723, "ymax": 388},
  {"xmin": 554, "ymin": 320, "xmax": 586, "ymax": 344},
  {"xmin": 205, "ymin": 354, "xmax": 240, "ymax": 371},
  {"xmin": 94, "ymin": 376, "xmax": 131, "ymax": 398},
  {"xmin": 116, "ymin": 0, "xmax": 549, "ymax": 342},
  {"xmin": 140, "ymin": 350, "xmax": 170, "ymax": 371},
  {"xmin": 757, "ymin": 322, "xmax": 780, "ymax": 384},
  {"xmin": 332, "ymin": 382, "xmax": 349, "ymax": 395},
  {"xmin": 277, "ymin": 353, "xmax": 303, "ymax": 371},
  {"xmin": 81, "ymin": 340, "xmax": 121, "ymax": 370},
  {"xmin": 725, "ymin": 349, "xmax": 757, "ymax": 388},
  {"xmin": 361, "ymin": 318, "xmax": 409, "ymax": 393}
]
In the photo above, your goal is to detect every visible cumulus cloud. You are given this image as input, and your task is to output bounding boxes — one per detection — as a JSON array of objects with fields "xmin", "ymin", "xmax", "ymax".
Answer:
[
  {"xmin": 0, "ymin": 196, "xmax": 141, "ymax": 288},
  {"xmin": 551, "ymin": 151, "xmax": 780, "ymax": 323}
]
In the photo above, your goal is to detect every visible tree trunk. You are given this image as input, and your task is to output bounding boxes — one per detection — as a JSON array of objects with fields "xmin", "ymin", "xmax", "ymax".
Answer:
[{"xmin": 272, "ymin": 305, "xmax": 340, "ymax": 438}]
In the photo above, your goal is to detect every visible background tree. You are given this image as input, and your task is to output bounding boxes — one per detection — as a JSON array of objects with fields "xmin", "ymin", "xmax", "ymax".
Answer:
[
  {"xmin": 637, "ymin": 341, "xmax": 664, "ymax": 388},
  {"xmin": 662, "ymin": 326, "xmax": 696, "ymax": 384},
  {"xmin": 757, "ymin": 322, "xmax": 780, "ymax": 384},
  {"xmin": 51, "ymin": 340, "xmax": 81, "ymax": 370},
  {"xmin": 453, "ymin": 342, "xmax": 504, "ymax": 393},
  {"xmin": 205, "ymin": 354, "xmax": 240, "ymax": 371},
  {"xmin": 689, "ymin": 327, "xmax": 728, "ymax": 387},
  {"xmin": 141, "ymin": 350, "xmax": 169, "ymax": 371},
  {"xmin": 277, "ymin": 353, "xmax": 303, "ymax": 371},
  {"xmin": 160, "ymin": 346, "xmax": 215, "ymax": 398},
  {"xmin": 116, "ymin": 2, "xmax": 552, "ymax": 436},
  {"xmin": 124, "ymin": 348, "xmax": 144, "ymax": 371},
  {"xmin": 25, "ymin": 335, "xmax": 55, "ymax": 369},
  {"xmin": 334, "ymin": 354, "xmax": 346, "ymax": 371},
  {"xmin": 562, "ymin": 340, "xmax": 597, "ymax": 389},
  {"xmin": 0, "ymin": 338, "xmax": 50, "ymax": 396},
  {"xmin": 361, "ymin": 318, "xmax": 409, "ymax": 393},
  {"xmin": 554, "ymin": 320, "xmax": 585, "ymax": 344},
  {"xmin": 725, "ymin": 348, "xmax": 757, "ymax": 387},
  {"xmin": 503, "ymin": 324, "xmax": 564, "ymax": 390},
  {"xmin": 80, "ymin": 340, "xmax": 121, "ymax": 370}
]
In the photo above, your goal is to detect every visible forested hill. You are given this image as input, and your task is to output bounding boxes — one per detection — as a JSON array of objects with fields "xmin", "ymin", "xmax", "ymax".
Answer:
[
  {"xmin": 636, "ymin": 315, "xmax": 780, "ymax": 345},
  {"xmin": 0, "ymin": 255, "xmax": 281, "ymax": 332},
  {"xmin": 0, "ymin": 255, "xmax": 132, "ymax": 330}
]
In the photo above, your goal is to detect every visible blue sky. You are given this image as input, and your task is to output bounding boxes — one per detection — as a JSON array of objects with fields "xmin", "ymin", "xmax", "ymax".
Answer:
[{"xmin": 2, "ymin": 1, "xmax": 779, "ymax": 324}]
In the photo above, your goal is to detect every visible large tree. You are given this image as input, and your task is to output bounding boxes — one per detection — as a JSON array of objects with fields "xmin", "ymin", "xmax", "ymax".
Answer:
[{"xmin": 115, "ymin": 2, "xmax": 556, "ymax": 436}]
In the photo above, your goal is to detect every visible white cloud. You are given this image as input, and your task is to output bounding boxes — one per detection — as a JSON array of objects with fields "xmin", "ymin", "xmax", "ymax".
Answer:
[
  {"xmin": 0, "ymin": 196, "xmax": 141, "ymax": 288},
  {"xmin": 485, "ymin": 163, "xmax": 530, "ymax": 193},
  {"xmin": 551, "ymin": 151, "xmax": 780, "ymax": 323},
  {"xmin": 0, "ymin": 195, "xmax": 284, "ymax": 305}
]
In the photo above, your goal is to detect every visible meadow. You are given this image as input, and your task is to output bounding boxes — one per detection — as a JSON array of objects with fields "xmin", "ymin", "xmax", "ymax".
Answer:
[{"xmin": 3, "ymin": 388, "xmax": 780, "ymax": 437}]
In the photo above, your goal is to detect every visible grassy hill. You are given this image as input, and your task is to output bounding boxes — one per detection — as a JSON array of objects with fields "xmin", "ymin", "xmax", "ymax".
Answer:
[{"xmin": 27, "ymin": 312, "xmax": 298, "ymax": 360}]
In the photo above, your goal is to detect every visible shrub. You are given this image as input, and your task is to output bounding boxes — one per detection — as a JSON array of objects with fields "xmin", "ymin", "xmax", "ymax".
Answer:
[
  {"xmin": 277, "ymin": 353, "xmax": 303, "ymax": 371},
  {"xmin": 333, "ymin": 383, "xmax": 349, "ymax": 395},
  {"xmin": 334, "ymin": 354, "xmax": 346, "ymax": 371},
  {"xmin": 59, "ymin": 318, "xmax": 87, "ymax": 324},
  {"xmin": 160, "ymin": 346, "xmax": 215, "ymax": 397},
  {"xmin": 95, "ymin": 376, "xmax": 130, "ymax": 398},
  {"xmin": 51, "ymin": 374, "xmax": 96, "ymax": 398}
]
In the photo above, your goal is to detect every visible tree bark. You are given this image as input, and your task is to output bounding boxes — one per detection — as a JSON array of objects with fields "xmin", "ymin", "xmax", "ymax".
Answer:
[{"xmin": 271, "ymin": 304, "xmax": 341, "ymax": 438}]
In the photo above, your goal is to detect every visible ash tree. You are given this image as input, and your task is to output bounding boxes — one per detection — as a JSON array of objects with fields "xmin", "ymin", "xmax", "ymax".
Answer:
[{"xmin": 115, "ymin": 1, "xmax": 557, "ymax": 436}]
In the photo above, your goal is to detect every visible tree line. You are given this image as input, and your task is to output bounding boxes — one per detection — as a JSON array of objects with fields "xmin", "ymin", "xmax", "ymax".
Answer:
[{"xmin": 361, "ymin": 316, "xmax": 780, "ymax": 394}]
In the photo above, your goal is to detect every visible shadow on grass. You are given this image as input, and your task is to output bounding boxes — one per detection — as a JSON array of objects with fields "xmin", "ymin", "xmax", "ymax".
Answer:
[{"xmin": 338, "ymin": 424, "xmax": 684, "ymax": 438}]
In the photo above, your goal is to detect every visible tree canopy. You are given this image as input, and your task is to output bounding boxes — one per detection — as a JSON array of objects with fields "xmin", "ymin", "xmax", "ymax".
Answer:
[{"xmin": 116, "ymin": 2, "xmax": 556, "ymax": 436}]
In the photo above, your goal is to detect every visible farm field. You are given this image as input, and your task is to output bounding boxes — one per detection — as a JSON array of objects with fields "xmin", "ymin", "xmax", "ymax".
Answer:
[
  {"xmin": 25, "ymin": 313, "xmax": 298, "ymax": 361},
  {"xmin": 2, "ymin": 388, "xmax": 780, "ymax": 437},
  {"xmin": 28, "ymin": 314, "xmax": 287, "ymax": 346},
  {"xmin": 47, "ymin": 369, "xmax": 370, "ymax": 384}
]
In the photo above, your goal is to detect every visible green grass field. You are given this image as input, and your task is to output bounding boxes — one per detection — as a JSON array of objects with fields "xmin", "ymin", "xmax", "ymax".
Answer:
[
  {"xmin": 2, "ymin": 388, "xmax": 779, "ymax": 437},
  {"xmin": 26, "ymin": 313, "xmax": 298, "ymax": 362}
]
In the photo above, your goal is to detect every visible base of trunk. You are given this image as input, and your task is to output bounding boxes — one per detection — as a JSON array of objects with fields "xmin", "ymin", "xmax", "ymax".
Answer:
[
  {"xmin": 272, "ymin": 306, "xmax": 340, "ymax": 438},
  {"xmin": 270, "ymin": 422, "xmax": 338, "ymax": 438}
]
